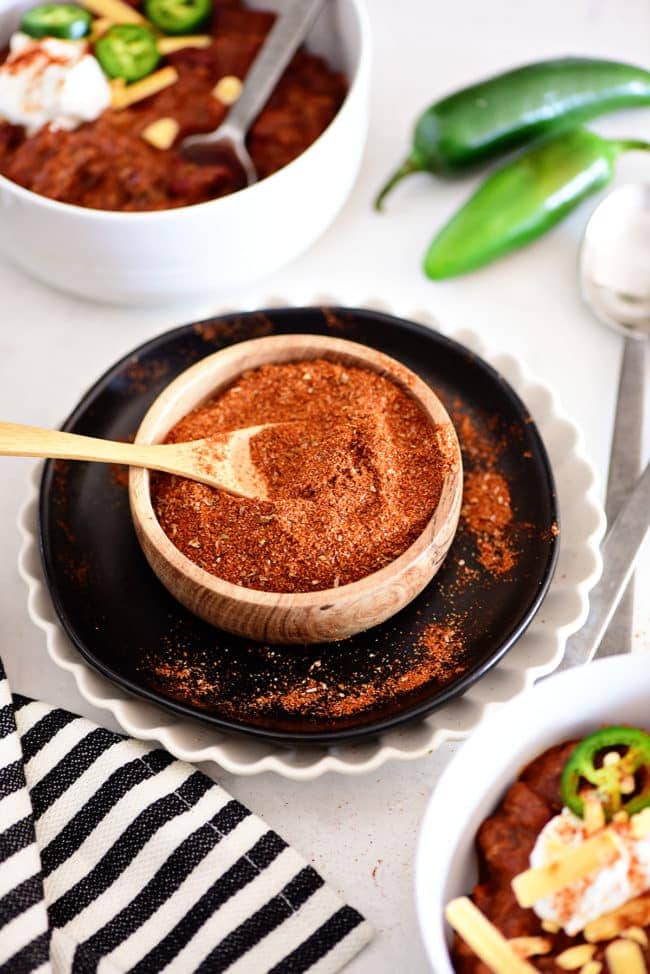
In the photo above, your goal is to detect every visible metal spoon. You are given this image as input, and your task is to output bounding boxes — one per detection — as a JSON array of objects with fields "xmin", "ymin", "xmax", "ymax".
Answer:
[
  {"xmin": 0, "ymin": 421, "xmax": 276, "ymax": 499},
  {"xmin": 579, "ymin": 183, "xmax": 650, "ymax": 657},
  {"xmin": 557, "ymin": 460, "xmax": 649, "ymax": 670},
  {"xmin": 181, "ymin": 0, "xmax": 327, "ymax": 180}
]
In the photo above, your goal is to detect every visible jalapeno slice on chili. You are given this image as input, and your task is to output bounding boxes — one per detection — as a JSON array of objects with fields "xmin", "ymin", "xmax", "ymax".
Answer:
[
  {"xmin": 144, "ymin": 0, "xmax": 212, "ymax": 36},
  {"xmin": 95, "ymin": 25, "xmax": 160, "ymax": 83},
  {"xmin": 21, "ymin": 3, "xmax": 92, "ymax": 40},
  {"xmin": 561, "ymin": 727, "xmax": 650, "ymax": 821}
]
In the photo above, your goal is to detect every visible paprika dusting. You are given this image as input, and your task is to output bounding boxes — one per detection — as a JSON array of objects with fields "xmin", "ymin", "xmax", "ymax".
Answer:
[
  {"xmin": 151, "ymin": 359, "xmax": 454, "ymax": 594},
  {"xmin": 452, "ymin": 407, "xmax": 517, "ymax": 576}
]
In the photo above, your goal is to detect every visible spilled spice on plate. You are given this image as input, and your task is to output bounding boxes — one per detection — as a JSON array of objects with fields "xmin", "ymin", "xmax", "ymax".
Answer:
[
  {"xmin": 124, "ymin": 357, "xmax": 170, "ymax": 395},
  {"xmin": 451, "ymin": 405, "xmax": 517, "ymax": 576},
  {"xmin": 147, "ymin": 618, "xmax": 468, "ymax": 721},
  {"xmin": 254, "ymin": 620, "xmax": 467, "ymax": 717},
  {"xmin": 462, "ymin": 469, "xmax": 515, "ymax": 575},
  {"xmin": 151, "ymin": 358, "xmax": 457, "ymax": 593}
]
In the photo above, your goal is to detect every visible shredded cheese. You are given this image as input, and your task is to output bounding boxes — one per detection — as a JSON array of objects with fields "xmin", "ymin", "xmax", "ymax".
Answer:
[
  {"xmin": 605, "ymin": 938, "xmax": 648, "ymax": 974},
  {"xmin": 89, "ymin": 16, "xmax": 112, "ymax": 41},
  {"xmin": 556, "ymin": 944, "xmax": 597, "ymax": 970},
  {"xmin": 111, "ymin": 67, "xmax": 178, "ymax": 109},
  {"xmin": 445, "ymin": 897, "xmax": 537, "ymax": 974},
  {"xmin": 213, "ymin": 75, "xmax": 243, "ymax": 105},
  {"xmin": 157, "ymin": 35, "xmax": 212, "ymax": 54},
  {"xmin": 623, "ymin": 928, "xmax": 650, "ymax": 948},
  {"xmin": 512, "ymin": 830, "xmax": 622, "ymax": 908},
  {"xmin": 508, "ymin": 936, "xmax": 551, "ymax": 958},
  {"xmin": 581, "ymin": 962, "xmax": 603, "ymax": 974},
  {"xmin": 78, "ymin": 0, "xmax": 146, "ymax": 24},
  {"xmin": 584, "ymin": 895, "xmax": 650, "ymax": 943},
  {"xmin": 632, "ymin": 810, "xmax": 650, "ymax": 840},
  {"xmin": 109, "ymin": 77, "xmax": 126, "ymax": 98},
  {"xmin": 141, "ymin": 116, "xmax": 179, "ymax": 149},
  {"xmin": 584, "ymin": 792, "xmax": 606, "ymax": 835}
]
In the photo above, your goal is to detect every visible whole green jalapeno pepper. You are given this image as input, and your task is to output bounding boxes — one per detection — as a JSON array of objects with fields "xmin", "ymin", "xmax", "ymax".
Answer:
[
  {"xmin": 561, "ymin": 727, "xmax": 650, "ymax": 822},
  {"xmin": 375, "ymin": 57, "xmax": 650, "ymax": 210},
  {"xmin": 423, "ymin": 128, "xmax": 650, "ymax": 280}
]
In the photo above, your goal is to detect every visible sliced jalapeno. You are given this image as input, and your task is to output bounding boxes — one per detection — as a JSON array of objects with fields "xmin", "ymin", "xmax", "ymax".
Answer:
[
  {"xmin": 21, "ymin": 3, "xmax": 92, "ymax": 40},
  {"xmin": 95, "ymin": 25, "xmax": 160, "ymax": 83},
  {"xmin": 561, "ymin": 726, "xmax": 650, "ymax": 822},
  {"xmin": 144, "ymin": 0, "xmax": 211, "ymax": 36}
]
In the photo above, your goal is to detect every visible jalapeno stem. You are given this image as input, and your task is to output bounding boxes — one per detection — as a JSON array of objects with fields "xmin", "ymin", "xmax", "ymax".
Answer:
[
  {"xmin": 617, "ymin": 138, "xmax": 650, "ymax": 152},
  {"xmin": 374, "ymin": 156, "xmax": 422, "ymax": 211}
]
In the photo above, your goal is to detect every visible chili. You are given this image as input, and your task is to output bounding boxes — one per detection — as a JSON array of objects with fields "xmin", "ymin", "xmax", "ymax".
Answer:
[
  {"xmin": 375, "ymin": 57, "xmax": 650, "ymax": 209},
  {"xmin": 0, "ymin": 1, "xmax": 347, "ymax": 211},
  {"xmin": 423, "ymin": 129, "xmax": 650, "ymax": 280}
]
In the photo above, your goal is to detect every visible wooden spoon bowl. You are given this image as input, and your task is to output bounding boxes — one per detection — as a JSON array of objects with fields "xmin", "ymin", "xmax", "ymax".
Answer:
[{"xmin": 129, "ymin": 334, "xmax": 463, "ymax": 644}]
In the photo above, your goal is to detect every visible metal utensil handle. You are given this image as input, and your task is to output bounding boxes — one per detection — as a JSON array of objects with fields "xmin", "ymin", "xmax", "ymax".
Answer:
[
  {"xmin": 558, "ymin": 460, "xmax": 650, "ymax": 671},
  {"xmin": 226, "ymin": 0, "xmax": 328, "ymax": 135},
  {"xmin": 598, "ymin": 335, "xmax": 647, "ymax": 656}
]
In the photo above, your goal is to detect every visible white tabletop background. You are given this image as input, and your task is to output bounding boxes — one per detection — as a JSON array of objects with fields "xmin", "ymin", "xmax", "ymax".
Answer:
[{"xmin": 1, "ymin": 0, "xmax": 650, "ymax": 970}]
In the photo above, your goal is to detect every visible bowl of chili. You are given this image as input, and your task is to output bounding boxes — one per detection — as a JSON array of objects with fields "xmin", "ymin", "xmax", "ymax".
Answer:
[
  {"xmin": 0, "ymin": 0, "xmax": 370, "ymax": 305},
  {"xmin": 415, "ymin": 653, "xmax": 650, "ymax": 974},
  {"xmin": 129, "ymin": 333, "xmax": 463, "ymax": 644}
]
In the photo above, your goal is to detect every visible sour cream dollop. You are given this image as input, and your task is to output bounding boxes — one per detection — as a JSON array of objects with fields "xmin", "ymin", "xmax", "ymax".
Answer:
[
  {"xmin": 530, "ymin": 808, "xmax": 650, "ymax": 935},
  {"xmin": 0, "ymin": 32, "xmax": 111, "ymax": 136}
]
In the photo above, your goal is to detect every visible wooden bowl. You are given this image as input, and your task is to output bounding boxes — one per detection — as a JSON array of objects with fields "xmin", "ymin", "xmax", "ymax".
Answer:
[{"xmin": 129, "ymin": 334, "xmax": 463, "ymax": 644}]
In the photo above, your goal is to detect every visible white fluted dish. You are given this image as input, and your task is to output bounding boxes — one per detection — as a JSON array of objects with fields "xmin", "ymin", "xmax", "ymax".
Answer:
[{"xmin": 18, "ymin": 303, "xmax": 605, "ymax": 779}]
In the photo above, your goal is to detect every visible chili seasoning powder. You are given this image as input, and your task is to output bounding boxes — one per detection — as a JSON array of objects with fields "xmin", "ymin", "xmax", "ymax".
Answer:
[{"xmin": 151, "ymin": 358, "xmax": 453, "ymax": 593}]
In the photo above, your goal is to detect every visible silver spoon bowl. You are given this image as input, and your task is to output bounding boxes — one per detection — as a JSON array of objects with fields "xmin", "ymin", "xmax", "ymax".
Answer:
[
  {"xmin": 181, "ymin": 0, "xmax": 327, "ymax": 181},
  {"xmin": 579, "ymin": 182, "xmax": 650, "ymax": 659},
  {"xmin": 581, "ymin": 183, "xmax": 650, "ymax": 338}
]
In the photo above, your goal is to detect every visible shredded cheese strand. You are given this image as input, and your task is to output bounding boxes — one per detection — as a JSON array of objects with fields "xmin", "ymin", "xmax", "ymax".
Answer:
[
  {"xmin": 605, "ymin": 938, "xmax": 648, "ymax": 974},
  {"xmin": 512, "ymin": 830, "xmax": 622, "ymax": 908},
  {"xmin": 111, "ymin": 67, "xmax": 178, "ymax": 110},
  {"xmin": 157, "ymin": 35, "xmax": 212, "ymax": 54},
  {"xmin": 78, "ymin": 0, "xmax": 146, "ymax": 25},
  {"xmin": 445, "ymin": 897, "xmax": 537, "ymax": 974}
]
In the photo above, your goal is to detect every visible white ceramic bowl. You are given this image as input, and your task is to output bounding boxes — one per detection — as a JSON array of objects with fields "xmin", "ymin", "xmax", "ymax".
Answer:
[
  {"xmin": 415, "ymin": 653, "xmax": 650, "ymax": 973},
  {"xmin": 0, "ymin": 0, "xmax": 370, "ymax": 305}
]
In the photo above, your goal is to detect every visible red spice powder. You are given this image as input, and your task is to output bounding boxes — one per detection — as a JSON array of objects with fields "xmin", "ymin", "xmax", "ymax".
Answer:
[
  {"xmin": 151, "ymin": 359, "xmax": 454, "ymax": 594},
  {"xmin": 149, "ymin": 619, "xmax": 467, "ymax": 719},
  {"xmin": 451, "ymin": 405, "xmax": 517, "ymax": 576},
  {"xmin": 462, "ymin": 469, "xmax": 515, "ymax": 575}
]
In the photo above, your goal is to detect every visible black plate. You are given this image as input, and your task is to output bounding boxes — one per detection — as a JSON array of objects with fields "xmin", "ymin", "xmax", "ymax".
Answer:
[{"xmin": 39, "ymin": 308, "xmax": 559, "ymax": 745}]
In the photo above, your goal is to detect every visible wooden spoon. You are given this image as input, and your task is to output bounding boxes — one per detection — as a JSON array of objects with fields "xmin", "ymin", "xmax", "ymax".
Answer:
[{"xmin": 0, "ymin": 421, "xmax": 273, "ymax": 499}]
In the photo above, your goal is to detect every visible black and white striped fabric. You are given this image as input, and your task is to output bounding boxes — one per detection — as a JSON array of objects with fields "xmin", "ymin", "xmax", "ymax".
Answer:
[{"xmin": 0, "ymin": 661, "xmax": 371, "ymax": 973}]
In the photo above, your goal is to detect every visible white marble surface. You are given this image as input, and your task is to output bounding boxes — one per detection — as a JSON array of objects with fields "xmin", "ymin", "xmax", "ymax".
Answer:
[{"xmin": 1, "ymin": 1, "xmax": 650, "ymax": 970}]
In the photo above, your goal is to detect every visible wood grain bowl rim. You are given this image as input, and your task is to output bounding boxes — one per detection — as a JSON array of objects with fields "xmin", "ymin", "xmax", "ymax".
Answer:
[{"xmin": 128, "ymin": 333, "xmax": 463, "ymax": 612}]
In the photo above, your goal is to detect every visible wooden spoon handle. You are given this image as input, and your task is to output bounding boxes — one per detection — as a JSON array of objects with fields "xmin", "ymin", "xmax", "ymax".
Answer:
[{"xmin": 0, "ymin": 422, "xmax": 161, "ymax": 467}]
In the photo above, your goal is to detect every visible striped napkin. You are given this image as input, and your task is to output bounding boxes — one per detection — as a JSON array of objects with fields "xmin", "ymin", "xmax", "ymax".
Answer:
[{"xmin": 0, "ymin": 659, "xmax": 372, "ymax": 973}]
